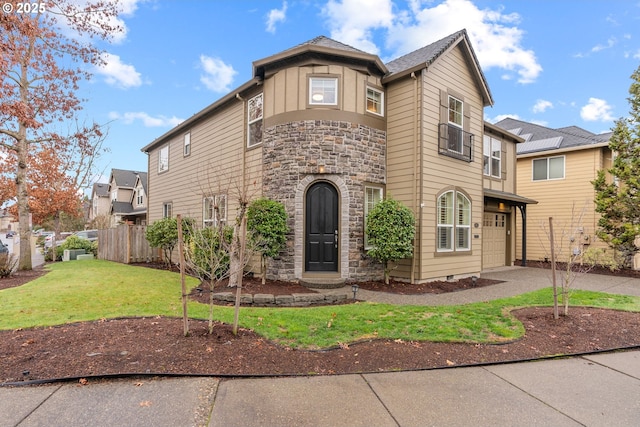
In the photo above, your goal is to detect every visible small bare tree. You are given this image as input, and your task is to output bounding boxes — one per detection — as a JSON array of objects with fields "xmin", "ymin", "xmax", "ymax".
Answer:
[{"xmin": 542, "ymin": 203, "xmax": 603, "ymax": 317}]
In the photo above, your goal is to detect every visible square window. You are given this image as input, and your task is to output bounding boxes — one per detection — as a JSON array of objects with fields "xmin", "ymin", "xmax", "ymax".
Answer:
[
  {"xmin": 309, "ymin": 77, "xmax": 337, "ymax": 105},
  {"xmin": 366, "ymin": 87, "xmax": 384, "ymax": 116},
  {"xmin": 162, "ymin": 202, "xmax": 172, "ymax": 218},
  {"xmin": 203, "ymin": 195, "xmax": 227, "ymax": 227}
]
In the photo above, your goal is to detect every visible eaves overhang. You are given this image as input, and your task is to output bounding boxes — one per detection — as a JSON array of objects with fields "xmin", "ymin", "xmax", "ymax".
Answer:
[{"xmin": 141, "ymin": 77, "xmax": 262, "ymax": 154}]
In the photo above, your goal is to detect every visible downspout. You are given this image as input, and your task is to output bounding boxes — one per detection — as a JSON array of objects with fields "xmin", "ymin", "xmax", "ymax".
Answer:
[{"xmin": 410, "ymin": 71, "xmax": 418, "ymax": 283}]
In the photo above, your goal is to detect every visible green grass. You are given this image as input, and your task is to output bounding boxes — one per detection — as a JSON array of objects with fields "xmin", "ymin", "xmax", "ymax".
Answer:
[{"xmin": 2, "ymin": 260, "xmax": 639, "ymax": 349}]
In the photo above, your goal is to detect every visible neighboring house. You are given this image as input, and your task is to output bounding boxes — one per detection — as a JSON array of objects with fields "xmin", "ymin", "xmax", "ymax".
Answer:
[
  {"xmin": 108, "ymin": 169, "xmax": 148, "ymax": 226},
  {"xmin": 89, "ymin": 182, "xmax": 110, "ymax": 222},
  {"xmin": 142, "ymin": 30, "xmax": 533, "ymax": 283},
  {"xmin": 494, "ymin": 118, "xmax": 612, "ymax": 262}
]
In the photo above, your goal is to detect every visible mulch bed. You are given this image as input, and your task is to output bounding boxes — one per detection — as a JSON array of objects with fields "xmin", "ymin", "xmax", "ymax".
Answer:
[{"xmin": 1, "ymin": 263, "xmax": 640, "ymax": 384}]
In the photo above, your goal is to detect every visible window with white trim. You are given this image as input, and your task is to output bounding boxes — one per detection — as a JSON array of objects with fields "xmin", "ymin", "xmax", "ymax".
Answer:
[
  {"xmin": 203, "ymin": 194, "xmax": 227, "ymax": 228},
  {"xmin": 364, "ymin": 185, "xmax": 383, "ymax": 249},
  {"xmin": 183, "ymin": 132, "xmax": 191, "ymax": 156},
  {"xmin": 366, "ymin": 87, "xmax": 384, "ymax": 116},
  {"xmin": 136, "ymin": 188, "xmax": 144, "ymax": 206},
  {"xmin": 309, "ymin": 77, "xmax": 337, "ymax": 105},
  {"xmin": 447, "ymin": 96, "xmax": 464, "ymax": 153},
  {"xmin": 483, "ymin": 135, "xmax": 501, "ymax": 178},
  {"xmin": 162, "ymin": 202, "xmax": 172, "ymax": 218},
  {"xmin": 247, "ymin": 93, "xmax": 263, "ymax": 147},
  {"xmin": 437, "ymin": 190, "xmax": 471, "ymax": 252},
  {"xmin": 532, "ymin": 156, "xmax": 564, "ymax": 181},
  {"xmin": 158, "ymin": 145, "xmax": 169, "ymax": 173}
]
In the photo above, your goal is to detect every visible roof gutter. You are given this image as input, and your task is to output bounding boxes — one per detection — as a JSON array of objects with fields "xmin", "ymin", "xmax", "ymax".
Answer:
[
  {"xmin": 517, "ymin": 141, "xmax": 610, "ymax": 158},
  {"xmin": 141, "ymin": 77, "xmax": 262, "ymax": 154}
]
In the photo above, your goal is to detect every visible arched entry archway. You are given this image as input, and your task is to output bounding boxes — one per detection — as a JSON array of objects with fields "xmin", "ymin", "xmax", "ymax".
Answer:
[{"xmin": 305, "ymin": 181, "xmax": 339, "ymax": 272}]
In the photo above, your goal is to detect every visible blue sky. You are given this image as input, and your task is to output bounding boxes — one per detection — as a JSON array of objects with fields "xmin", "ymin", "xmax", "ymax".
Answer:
[{"xmin": 73, "ymin": 0, "xmax": 640, "ymax": 182}]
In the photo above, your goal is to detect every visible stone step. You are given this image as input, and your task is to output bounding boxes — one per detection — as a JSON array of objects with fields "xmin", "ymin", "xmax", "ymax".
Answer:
[{"xmin": 300, "ymin": 278, "xmax": 346, "ymax": 289}]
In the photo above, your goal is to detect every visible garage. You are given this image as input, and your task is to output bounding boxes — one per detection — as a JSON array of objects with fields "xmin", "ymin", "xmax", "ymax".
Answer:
[{"xmin": 483, "ymin": 212, "xmax": 507, "ymax": 268}]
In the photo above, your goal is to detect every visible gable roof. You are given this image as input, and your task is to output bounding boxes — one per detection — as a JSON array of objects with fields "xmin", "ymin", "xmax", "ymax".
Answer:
[
  {"xmin": 383, "ymin": 29, "xmax": 493, "ymax": 106},
  {"xmin": 91, "ymin": 182, "xmax": 109, "ymax": 198},
  {"xmin": 253, "ymin": 35, "xmax": 387, "ymax": 79},
  {"xmin": 493, "ymin": 118, "xmax": 611, "ymax": 156},
  {"xmin": 110, "ymin": 169, "xmax": 146, "ymax": 189}
]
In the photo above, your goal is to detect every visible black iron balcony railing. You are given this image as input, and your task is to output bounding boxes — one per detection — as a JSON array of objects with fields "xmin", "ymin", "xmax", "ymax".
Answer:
[{"xmin": 438, "ymin": 123, "xmax": 473, "ymax": 162}]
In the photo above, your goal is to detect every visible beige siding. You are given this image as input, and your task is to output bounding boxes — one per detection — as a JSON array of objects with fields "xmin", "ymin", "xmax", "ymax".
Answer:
[
  {"xmin": 516, "ymin": 148, "xmax": 608, "ymax": 262},
  {"xmin": 418, "ymin": 45, "xmax": 484, "ymax": 281},
  {"xmin": 266, "ymin": 65, "xmax": 383, "ymax": 117},
  {"xmin": 147, "ymin": 97, "xmax": 263, "ymax": 228}
]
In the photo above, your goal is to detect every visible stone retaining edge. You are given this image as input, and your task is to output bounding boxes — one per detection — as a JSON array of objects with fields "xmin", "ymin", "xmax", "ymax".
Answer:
[{"xmin": 211, "ymin": 291, "xmax": 349, "ymax": 307}]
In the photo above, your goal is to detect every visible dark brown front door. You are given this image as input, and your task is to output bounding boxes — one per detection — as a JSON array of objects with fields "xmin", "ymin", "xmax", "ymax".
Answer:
[{"xmin": 305, "ymin": 182, "xmax": 338, "ymax": 272}]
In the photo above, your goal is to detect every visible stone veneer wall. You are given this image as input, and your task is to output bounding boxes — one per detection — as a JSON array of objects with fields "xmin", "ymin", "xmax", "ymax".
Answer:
[{"xmin": 262, "ymin": 120, "xmax": 386, "ymax": 281}]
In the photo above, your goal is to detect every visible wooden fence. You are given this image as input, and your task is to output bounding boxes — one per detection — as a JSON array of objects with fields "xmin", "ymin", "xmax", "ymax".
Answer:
[{"xmin": 97, "ymin": 225, "xmax": 161, "ymax": 264}]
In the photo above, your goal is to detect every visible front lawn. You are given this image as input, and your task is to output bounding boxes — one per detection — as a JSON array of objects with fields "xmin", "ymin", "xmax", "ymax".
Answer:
[{"xmin": 1, "ymin": 259, "xmax": 638, "ymax": 349}]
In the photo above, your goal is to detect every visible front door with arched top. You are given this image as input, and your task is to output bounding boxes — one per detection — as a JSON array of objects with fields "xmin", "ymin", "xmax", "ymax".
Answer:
[{"xmin": 305, "ymin": 182, "xmax": 339, "ymax": 272}]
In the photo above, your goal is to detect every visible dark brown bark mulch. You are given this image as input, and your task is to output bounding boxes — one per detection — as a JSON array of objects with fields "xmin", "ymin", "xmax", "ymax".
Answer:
[{"xmin": 1, "ymin": 263, "xmax": 640, "ymax": 384}]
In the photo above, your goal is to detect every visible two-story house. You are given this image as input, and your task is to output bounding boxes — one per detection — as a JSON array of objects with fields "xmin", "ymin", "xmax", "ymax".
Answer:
[
  {"xmin": 142, "ymin": 30, "xmax": 533, "ymax": 283},
  {"xmin": 107, "ymin": 169, "xmax": 148, "ymax": 226},
  {"xmin": 89, "ymin": 182, "xmax": 110, "ymax": 223},
  {"xmin": 495, "ymin": 117, "xmax": 612, "ymax": 262}
]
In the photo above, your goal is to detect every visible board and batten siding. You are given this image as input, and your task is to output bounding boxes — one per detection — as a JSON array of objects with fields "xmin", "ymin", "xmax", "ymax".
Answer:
[
  {"xmin": 263, "ymin": 65, "xmax": 383, "ymax": 118},
  {"xmin": 147, "ymin": 97, "xmax": 263, "ymax": 227},
  {"xmin": 515, "ymin": 147, "xmax": 609, "ymax": 262}
]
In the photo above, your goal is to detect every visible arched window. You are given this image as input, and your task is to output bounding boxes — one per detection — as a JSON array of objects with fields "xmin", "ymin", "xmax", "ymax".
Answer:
[{"xmin": 437, "ymin": 190, "xmax": 471, "ymax": 252}]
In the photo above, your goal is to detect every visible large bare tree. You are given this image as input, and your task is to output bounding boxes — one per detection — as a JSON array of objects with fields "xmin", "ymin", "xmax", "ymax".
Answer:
[{"xmin": 0, "ymin": 1, "xmax": 121, "ymax": 269}]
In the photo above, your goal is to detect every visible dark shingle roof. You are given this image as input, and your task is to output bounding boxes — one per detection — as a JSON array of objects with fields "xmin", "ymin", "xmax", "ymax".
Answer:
[
  {"xmin": 111, "ymin": 169, "xmax": 146, "ymax": 189},
  {"xmin": 294, "ymin": 35, "xmax": 367, "ymax": 54},
  {"xmin": 92, "ymin": 183, "xmax": 109, "ymax": 198},
  {"xmin": 111, "ymin": 201, "xmax": 133, "ymax": 214},
  {"xmin": 494, "ymin": 118, "xmax": 611, "ymax": 155},
  {"xmin": 386, "ymin": 30, "xmax": 466, "ymax": 74}
]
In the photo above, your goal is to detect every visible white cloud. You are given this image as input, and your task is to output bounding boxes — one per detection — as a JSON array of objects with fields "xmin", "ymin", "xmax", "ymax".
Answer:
[
  {"xmin": 591, "ymin": 37, "xmax": 616, "ymax": 53},
  {"xmin": 95, "ymin": 53, "xmax": 142, "ymax": 89},
  {"xmin": 321, "ymin": 0, "xmax": 394, "ymax": 54},
  {"xmin": 322, "ymin": 0, "xmax": 542, "ymax": 83},
  {"xmin": 388, "ymin": 0, "xmax": 542, "ymax": 83},
  {"xmin": 266, "ymin": 1, "xmax": 288, "ymax": 33},
  {"xmin": 532, "ymin": 99, "xmax": 553, "ymax": 114},
  {"xmin": 486, "ymin": 113, "xmax": 520, "ymax": 123},
  {"xmin": 199, "ymin": 55, "xmax": 237, "ymax": 93},
  {"xmin": 108, "ymin": 111, "xmax": 184, "ymax": 128},
  {"xmin": 580, "ymin": 98, "xmax": 614, "ymax": 122}
]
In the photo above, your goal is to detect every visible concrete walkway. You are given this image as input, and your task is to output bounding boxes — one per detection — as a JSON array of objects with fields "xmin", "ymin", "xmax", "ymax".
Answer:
[{"xmin": 2, "ymin": 267, "xmax": 640, "ymax": 427}]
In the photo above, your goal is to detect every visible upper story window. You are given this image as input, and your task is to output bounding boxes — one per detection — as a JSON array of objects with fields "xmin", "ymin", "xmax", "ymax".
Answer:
[
  {"xmin": 111, "ymin": 189, "xmax": 117, "ymax": 201},
  {"xmin": 533, "ymin": 156, "xmax": 564, "ymax": 181},
  {"xmin": 309, "ymin": 77, "xmax": 337, "ymax": 105},
  {"xmin": 203, "ymin": 194, "xmax": 227, "ymax": 228},
  {"xmin": 448, "ymin": 96, "xmax": 463, "ymax": 128},
  {"xmin": 483, "ymin": 135, "xmax": 502, "ymax": 178},
  {"xmin": 438, "ymin": 91, "xmax": 472, "ymax": 162},
  {"xmin": 247, "ymin": 93, "xmax": 263, "ymax": 148},
  {"xmin": 183, "ymin": 132, "xmax": 191, "ymax": 157},
  {"xmin": 366, "ymin": 87, "xmax": 384, "ymax": 116},
  {"xmin": 364, "ymin": 185, "xmax": 384, "ymax": 249},
  {"xmin": 158, "ymin": 145, "xmax": 169, "ymax": 173},
  {"xmin": 437, "ymin": 190, "xmax": 471, "ymax": 252},
  {"xmin": 162, "ymin": 202, "xmax": 172, "ymax": 218},
  {"xmin": 136, "ymin": 188, "xmax": 144, "ymax": 206}
]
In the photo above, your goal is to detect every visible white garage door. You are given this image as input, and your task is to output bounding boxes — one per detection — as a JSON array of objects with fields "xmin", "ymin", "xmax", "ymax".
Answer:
[{"xmin": 483, "ymin": 213, "xmax": 507, "ymax": 269}]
